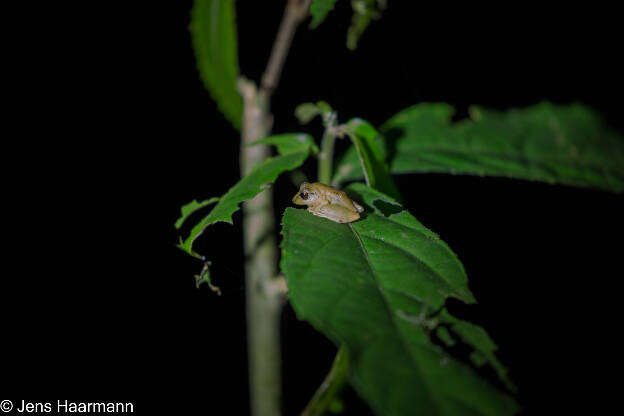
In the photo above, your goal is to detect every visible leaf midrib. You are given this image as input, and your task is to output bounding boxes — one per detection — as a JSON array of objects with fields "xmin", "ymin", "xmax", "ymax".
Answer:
[
  {"xmin": 361, "ymin": 232, "xmax": 467, "ymax": 303},
  {"xmin": 348, "ymin": 223, "xmax": 441, "ymax": 413},
  {"xmin": 364, "ymin": 214, "xmax": 471, "ymax": 299}
]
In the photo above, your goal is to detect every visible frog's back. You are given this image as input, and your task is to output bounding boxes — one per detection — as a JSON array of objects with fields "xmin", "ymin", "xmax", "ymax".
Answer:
[
  {"xmin": 310, "ymin": 182, "xmax": 337, "ymax": 194},
  {"xmin": 313, "ymin": 182, "xmax": 363, "ymax": 212}
]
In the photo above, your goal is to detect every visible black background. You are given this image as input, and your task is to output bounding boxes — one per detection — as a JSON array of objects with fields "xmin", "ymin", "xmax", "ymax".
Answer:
[{"xmin": 4, "ymin": 1, "xmax": 623, "ymax": 415}]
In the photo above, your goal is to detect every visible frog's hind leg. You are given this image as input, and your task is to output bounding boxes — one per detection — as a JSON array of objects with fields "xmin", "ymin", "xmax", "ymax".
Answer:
[{"xmin": 309, "ymin": 204, "xmax": 360, "ymax": 224}]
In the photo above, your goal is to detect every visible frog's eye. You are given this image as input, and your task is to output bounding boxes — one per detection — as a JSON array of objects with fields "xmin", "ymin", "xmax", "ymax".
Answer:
[{"xmin": 300, "ymin": 191, "xmax": 309, "ymax": 200}]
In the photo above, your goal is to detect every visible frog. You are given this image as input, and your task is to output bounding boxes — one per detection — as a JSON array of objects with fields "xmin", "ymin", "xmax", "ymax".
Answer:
[{"xmin": 292, "ymin": 182, "xmax": 364, "ymax": 223}]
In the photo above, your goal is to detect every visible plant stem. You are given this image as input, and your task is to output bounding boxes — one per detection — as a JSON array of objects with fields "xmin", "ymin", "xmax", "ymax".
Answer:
[
  {"xmin": 318, "ymin": 128, "xmax": 336, "ymax": 185},
  {"xmin": 239, "ymin": 2, "xmax": 311, "ymax": 416},
  {"xmin": 305, "ymin": 111, "xmax": 349, "ymax": 416},
  {"xmin": 301, "ymin": 347, "xmax": 350, "ymax": 416},
  {"xmin": 261, "ymin": 0, "xmax": 312, "ymax": 93},
  {"xmin": 239, "ymin": 80, "xmax": 281, "ymax": 416}
]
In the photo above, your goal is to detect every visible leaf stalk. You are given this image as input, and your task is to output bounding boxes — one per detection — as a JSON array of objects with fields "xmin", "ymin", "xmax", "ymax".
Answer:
[
  {"xmin": 318, "ymin": 125, "xmax": 337, "ymax": 185},
  {"xmin": 301, "ymin": 347, "xmax": 350, "ymax": 416}
]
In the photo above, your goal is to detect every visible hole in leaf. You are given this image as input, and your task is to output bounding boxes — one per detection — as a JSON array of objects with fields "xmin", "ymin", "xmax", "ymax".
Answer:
[
  {"xmin": 429, "ymin": 322, "xmax": 511, "ymax": 394},
  {"xmin": 373, "ymin": 199, "xmax": 403, "ymax": 217}
]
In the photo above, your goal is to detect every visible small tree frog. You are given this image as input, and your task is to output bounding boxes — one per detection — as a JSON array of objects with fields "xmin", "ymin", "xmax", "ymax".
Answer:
[{"xmin": 292, "ymin": 182, "xmax": 364, "ymax": 223}]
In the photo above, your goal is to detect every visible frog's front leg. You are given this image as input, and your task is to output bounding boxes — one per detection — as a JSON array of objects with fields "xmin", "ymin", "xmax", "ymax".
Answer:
[
  {"xmin": 308, "ymin": 203, "xmax": 360, "ymax": 223},
  {"xmin": 306, "ymin": 198, "xmax": 329, "ymax": 220}
]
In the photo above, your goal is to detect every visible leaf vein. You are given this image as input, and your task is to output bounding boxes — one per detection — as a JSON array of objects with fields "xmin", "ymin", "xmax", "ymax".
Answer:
[
  {"xmin": 361, "ymin": 232, "xmax": 467, "ymax": 302},
  {"xmin": 348, "ymin": 223, "xmax": 441, "ymax": 410}
]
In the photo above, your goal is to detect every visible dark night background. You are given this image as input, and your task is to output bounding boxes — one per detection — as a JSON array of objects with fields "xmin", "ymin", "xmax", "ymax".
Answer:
[{"xmin": 4, "ymin": 2, "xmax": 623, "ymax": 415}]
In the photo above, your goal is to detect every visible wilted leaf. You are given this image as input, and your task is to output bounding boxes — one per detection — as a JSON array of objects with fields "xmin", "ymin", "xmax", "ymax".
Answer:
[{"xmin": 194, "ymin": 259, "xmax": 221, "ymax": 294}]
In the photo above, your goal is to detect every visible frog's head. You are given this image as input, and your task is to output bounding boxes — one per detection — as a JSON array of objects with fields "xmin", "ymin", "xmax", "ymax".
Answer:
[{"xmin": 292, "ymin": 182, "xmax": 320, "ymax": 206}]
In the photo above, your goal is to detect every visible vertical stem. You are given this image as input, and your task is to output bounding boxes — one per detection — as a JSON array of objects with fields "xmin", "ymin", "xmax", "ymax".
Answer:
[
  {"xmin": 239, "ymin": 2, "xmax": 312, "ymax": 416},
  {"xmin": 318, "ymin": 129, "xmax": 336, "ymax": 185},
  {"xmin": 304, "ymin": 112, "xmax": 349, "ymax": 416},
  {"xmin": 240, "ymin": 82, "xmax": 281, "ymax": 416}
]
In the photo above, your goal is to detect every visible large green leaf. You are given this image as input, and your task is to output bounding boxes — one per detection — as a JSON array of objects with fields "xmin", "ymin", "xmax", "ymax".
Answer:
[
  {"xmin": 334, "ymin": 102, "xmax": 624, "ymax": 192},
  {"xmin": 190, "ymin": 0, "xmax": 242, "ymax": 129},
  {"xmin": 178, "ymin": 134, "xmax": 315, "ymax": 258},
  {"xmin": 281, "ymin": 183, "xmax": 518, "ymax": 415}
]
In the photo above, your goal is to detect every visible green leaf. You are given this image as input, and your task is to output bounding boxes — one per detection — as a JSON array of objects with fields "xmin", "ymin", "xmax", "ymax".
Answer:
[
  {"xmin": 436, "ymin": 326, "xmax": 456, "ymax": 347},
  {"xmin": 190, "ymin": 0, "xmax": 242, "ymax": 129},
  {"xmin": 309, "ymin": 0, "xmax": 338, "ymax": 28},
  {"xmin": 440, "ymin": 309, "xmax": 516, "ymax": 392},
  {"xmin": 175, "ymin": 197, "xmax": 220, "ymax": 230},
  {"xmin": 248, "ymin": 133, "xmax": 319, "ymax": 156},
  {"xmin": 295, "ymin": 101, "xmax": 334, "ymax": 125},
  {"xmin": 301, "ymin": 346, "xmax": 350, "ymax": 416},
  {"xmin": 347, "ymin": 0, "xmax": 386, "ymax": 50},
  {"xmin": 178, "ymin": 135, "xmax": 315, "ymax": 257},
  {"xmin": 281, "ymin": 183, "xmax": 518, "ymax": 415},
  {"xmin": 295, "ymin": 103, "xmax": 322, "ymax": 124},
  {"xmin": 334, "ymin": 102, "xmax": 624, "ymax": 192},
  {"xmin": 344, "ymin": 118, "xmax": 401, "ymax": 200}
]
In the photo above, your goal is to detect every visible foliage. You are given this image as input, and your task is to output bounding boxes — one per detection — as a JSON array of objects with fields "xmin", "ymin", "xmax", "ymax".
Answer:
[
  {"xmin": 190, "ymin": 0, "xmax": 242, "ymax": 129},
  {"xmin": 309, "ymin": 0, "xmax": 386, "ymax": 49},
  {"xmin": 175, "ymin": 197, "xmax": 220, "ymax": 230},
  {"xmin": 295, "ymin": 101, "xmax": 334, "ymax": 125},
  {"xmin": 181, "ymin": 1, "xmax": 624, "ymax": 415},
  {"xmin": 309, "ymin": 0, "xmax": 338, "ymax": 28},
  {"xmin": 281, "ymin": 184, "xmax": 518, "ymax": 415},
  {"xmin": 177, "ymin": 95, "xmax": 624, "ymax": 416},
  {"xmin": 334, "ymin": 102, "xmax": 624, "ymax": 192},
  {"xmin": 343, "ymin": 118, "xmax": 400, "ymax": 200},
  {"xmin": 439, "ymin": 309, "xmax": 516, "ymax": 392},
  {"xmin": 347, "ymin": 0, "xmax": 387, "ymax": 50},
  {"xmin": 176, "ymin": 134, "xmax": 316, "ymax": 258}
]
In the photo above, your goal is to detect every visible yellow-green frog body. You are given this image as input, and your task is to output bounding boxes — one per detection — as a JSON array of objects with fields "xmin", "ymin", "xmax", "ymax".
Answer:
[{"xmin": 292, "ymin": 182, "xmax": 364, "ymax": 223}]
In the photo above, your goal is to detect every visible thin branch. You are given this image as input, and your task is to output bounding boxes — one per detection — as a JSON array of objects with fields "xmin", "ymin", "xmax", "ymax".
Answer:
[
  {"xmin": 261, "ymin": 0, "xmax": 312, "ymax": 95},
  {"xmin": 318, "ymin": 112, "xmax": 338, "ymax": 185}
]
